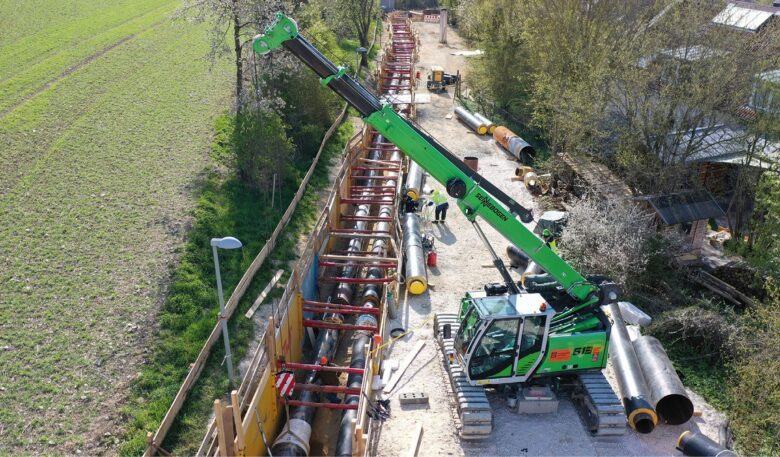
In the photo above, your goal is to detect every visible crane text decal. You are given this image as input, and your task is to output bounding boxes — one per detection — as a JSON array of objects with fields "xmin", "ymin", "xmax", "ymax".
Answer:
[{"xmin": 475, "ymin": 192, "xmax": 508, "ymax": 221}]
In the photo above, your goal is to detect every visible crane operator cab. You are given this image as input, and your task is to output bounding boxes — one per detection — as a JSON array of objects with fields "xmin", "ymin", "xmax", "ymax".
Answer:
[{"xmin": 443, "ymin": 291, "xmax": 609, "ymax": 386}]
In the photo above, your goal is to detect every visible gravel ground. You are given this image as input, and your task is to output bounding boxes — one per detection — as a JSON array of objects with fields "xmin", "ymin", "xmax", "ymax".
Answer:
[{"xmin": 372, "ymin": 20, "xmax": 727, "ymax": 457}]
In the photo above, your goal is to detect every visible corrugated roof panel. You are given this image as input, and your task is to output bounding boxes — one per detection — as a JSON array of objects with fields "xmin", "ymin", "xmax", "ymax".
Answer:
[{"xmin": 713, "ymin": 3, "xmax": 774, "ymax": 31}]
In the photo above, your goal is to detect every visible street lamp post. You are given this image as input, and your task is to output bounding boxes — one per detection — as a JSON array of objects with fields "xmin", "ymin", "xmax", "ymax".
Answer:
[{"xmin": 211, "ymin": 236, "xmax": 243, "ymax": 386}]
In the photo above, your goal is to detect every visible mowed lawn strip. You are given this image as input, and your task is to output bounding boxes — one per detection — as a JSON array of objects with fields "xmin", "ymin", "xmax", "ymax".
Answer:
[{"xmin": 0, "ymin": 16, "xmax": 231, "ymax": 454}]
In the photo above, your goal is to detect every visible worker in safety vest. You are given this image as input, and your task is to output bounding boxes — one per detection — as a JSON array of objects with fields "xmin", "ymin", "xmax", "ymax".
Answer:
[
  {"xmin": 542, "ymin": 228, "xmax": 557, "ymax": 254},
  {"xmin": 430, "ymin": 189, "xmax": 449, "ymax": 224}
]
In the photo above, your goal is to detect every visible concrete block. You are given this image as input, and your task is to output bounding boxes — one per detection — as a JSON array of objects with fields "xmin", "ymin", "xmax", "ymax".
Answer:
[{"xmin": 399, "ymin": 392, "xmax": 429, "ymax": 405}]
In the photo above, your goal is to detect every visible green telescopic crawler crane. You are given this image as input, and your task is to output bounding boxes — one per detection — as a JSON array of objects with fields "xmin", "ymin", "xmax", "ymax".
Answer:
[{"xmin": 254, "ymin": 12, "xmax": 645, "ymax": 439}]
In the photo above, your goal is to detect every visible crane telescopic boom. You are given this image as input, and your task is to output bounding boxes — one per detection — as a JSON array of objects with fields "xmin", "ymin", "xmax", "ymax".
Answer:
[{"xmin": 253, "ymin": 13, "xmax": 618, "ymax": 317}]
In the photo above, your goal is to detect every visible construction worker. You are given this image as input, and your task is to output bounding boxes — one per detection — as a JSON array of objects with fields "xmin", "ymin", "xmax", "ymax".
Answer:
[
  {"xmin": 430, "ymin": 189, "xmax": 449, "ymax": 224},
  {"xmin": 542, "ymin": 228, "xmax": 557, "ymax": 253}
]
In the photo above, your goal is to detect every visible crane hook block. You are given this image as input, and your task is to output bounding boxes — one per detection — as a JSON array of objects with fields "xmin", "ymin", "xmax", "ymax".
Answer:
[{"xmin": 252, "ymin": 12, "xmax": 299, "ymax": 55}]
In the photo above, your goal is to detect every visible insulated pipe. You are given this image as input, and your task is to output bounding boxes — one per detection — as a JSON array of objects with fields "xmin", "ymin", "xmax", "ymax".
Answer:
[
  {"xmin": 336, "ymin": 333, "xmax": 371, "ymax": 456},
  {"xmin": 607, "ymin": 303, "xmax": 658, "ymax": 433},
  {"xmin": 677, "ymin": 431, "xmax": 736, "ymax": 457},
  {"xmin": 405, "ymin": 160, "xmax": 425, "ymax": 201},
  {"xmin": 336, "ymin": 148, "xmax": 399, "ymax": 457},
  {"xmin": 454, "ymin": 106, "xmax": 488, "ymax": 135},
  {"xmin": 334, "ymin": 147, "xmax": 383, "ymax": 305},
  {"xmin": 493, "ymin": 126, "xmax": 536, "ymax": 164},
  {"xmin": 402, "ymin": 212, "xmax": 428, "ymax": 294},
  {"xmin": 272, "ymin": 327, "xmax": 339, "ymax": 456},
  {"xmin": 472, "ymin": 112, "xmax": 496, "ymax": 134},
  {"xmin": 633, "ymin": 336, "xmax": 694, "ymax": 425}
]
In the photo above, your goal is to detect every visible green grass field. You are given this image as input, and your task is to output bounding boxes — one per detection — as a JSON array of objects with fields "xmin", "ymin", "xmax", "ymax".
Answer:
[{"xmin": 0, "ymin": 1, "xmax": 232, "ymax": 452}]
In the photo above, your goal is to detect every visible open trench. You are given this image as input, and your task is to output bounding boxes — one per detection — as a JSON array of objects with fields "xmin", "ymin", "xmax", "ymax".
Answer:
[{"xmin": 270, "ymin": 13, "xmax": 417, "ymax": 457}]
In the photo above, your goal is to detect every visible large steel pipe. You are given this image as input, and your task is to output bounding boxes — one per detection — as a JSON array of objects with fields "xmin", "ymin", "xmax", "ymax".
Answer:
[
  {"xmin": 493, "ymin": 126, "xmax": 536, "ymax": 164},
  {"xmin": 633, "ymin": 336, "xmax": 694, "ymax": 425},
  {"xmin": 402, "ymin": 212, "xmax": 428, "ymax": 294},
  {"xmin": 472, "ymin": 112, "xmax": 496, "ymax": 134},
  {"xmin": 607, "ymin": 303, "xmax": 658, "ymax": 434},
  {"xmin": 454, "ymin": 106, "xmax": 488, "ymax": 135},
  {"xmin": 405, "ymin": 160, "xmax": 426, "ymax": 201}
]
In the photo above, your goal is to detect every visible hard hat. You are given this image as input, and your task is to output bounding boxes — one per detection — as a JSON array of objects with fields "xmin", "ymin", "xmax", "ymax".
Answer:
[
  {"xmin": 423, "ymin": 186, "xmax": 432, "ymax": 195},
  {"xmin": 542, "ymin": 228, "xmax": 552, "ymax": 237}
]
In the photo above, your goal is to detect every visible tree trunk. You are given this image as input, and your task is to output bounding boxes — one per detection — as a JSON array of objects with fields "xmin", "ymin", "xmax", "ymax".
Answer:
[{"xmin": 232, "ymin": 0, "xmax": 243, "ymax": 111}]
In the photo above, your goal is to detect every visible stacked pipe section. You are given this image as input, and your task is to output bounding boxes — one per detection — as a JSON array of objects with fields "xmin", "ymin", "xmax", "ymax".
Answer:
[
  {"xmin": 607, "ymin": 303, "xmax": 658, "ymax": 434},
  {"xmin": 336, "ymin": 142, "xmax": 400, "ymax": 456},
  {"xmin": 454, "ymin": 106, "xmax": 488, "ymax": 135},
  {"xmin": 633, "ymin": 336, "xmax": 694, "ymax": 425}
]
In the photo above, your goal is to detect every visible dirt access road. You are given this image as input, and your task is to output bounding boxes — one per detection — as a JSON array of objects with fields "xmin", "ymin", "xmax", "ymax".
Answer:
[{"xmin": 372, "ymin": 19, "xmax": 726, "ymax": 457}]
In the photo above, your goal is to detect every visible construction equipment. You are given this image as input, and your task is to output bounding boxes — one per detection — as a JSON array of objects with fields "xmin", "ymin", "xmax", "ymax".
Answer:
[
  {"xmin": 426, "ymin": 65, "xmax": 459, "ymax": 93},
  {"xmin": 254, "ymin": 13, "xmax": 625, "ymax": 440}
]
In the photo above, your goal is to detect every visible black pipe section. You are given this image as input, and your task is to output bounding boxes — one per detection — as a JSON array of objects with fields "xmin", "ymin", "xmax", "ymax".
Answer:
[
  {"xmin": 336, "ymin": 333, "xmax": 370, "ymax": 456},
  {"xmin": 677, "ymin": 431, "xmax": 736, "ymax": 457},
  {"xmin": 506, "ymin": 245, "xmax": 530, "ymax": 270},
  {"xmin": 334, "ymin": 146, "xmax": 383, "ymax": 305},
  {"xmin": 271, "ymin": 327, "xmax": 339, "ymax": 456}
]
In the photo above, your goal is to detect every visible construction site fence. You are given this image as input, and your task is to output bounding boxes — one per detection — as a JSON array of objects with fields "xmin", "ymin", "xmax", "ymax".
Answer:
[{"xmin": 143, "ymin": 104, "xmax": 350, "ymax": 457}]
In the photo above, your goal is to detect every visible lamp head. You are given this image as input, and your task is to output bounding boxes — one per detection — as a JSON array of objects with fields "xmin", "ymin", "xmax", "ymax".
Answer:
[{"xmin": 211, "ymin": 237, "xmax": 243, "ymax": 249}]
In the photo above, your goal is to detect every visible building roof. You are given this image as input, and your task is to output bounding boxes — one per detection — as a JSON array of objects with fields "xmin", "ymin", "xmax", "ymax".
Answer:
[
  {"xmin": 674, "ymin": 124, "xmax": 780, "ymax": 169},
  {"xmin": 712, "ymin": 2, "xmax": 779, "ymax": 32},
  {"xmin": 640, "ymin": 190, "xmax": 725, "ymax": 225},
  {"xmin": 659, "ymin": 45, "xmax": 724, "ymax": 62}
]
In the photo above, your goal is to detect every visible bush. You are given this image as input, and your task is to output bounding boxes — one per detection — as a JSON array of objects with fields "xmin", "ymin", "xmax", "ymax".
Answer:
[
  {"xmin": 232, "ymin": 111, "xmax": 294, "ymax": 192},
  {"xmin": 558, "ymin": 197, "xmax": 657, "ymax": 289},
  {"xmin": 729, "ymin": 281, "xmax": 780, "ymax": 455},
  {"xmin": 648, "ymin": 305, "xmax": 738, "ymax": 361}
]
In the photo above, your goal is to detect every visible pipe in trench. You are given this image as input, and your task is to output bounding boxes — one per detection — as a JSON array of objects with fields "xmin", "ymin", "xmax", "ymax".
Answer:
[
  {"xmin": 336, "ymin": 150, "xmax": 399, "ymax": 456},
  {"xmin": 607, "ymin": 303, "xmax": 658, "ymax": 434},
  {"xmin": 271, "ymin": 326, "xmax": 339, "ymax": 456},
  {"xmin": 334, "ymin": 146, "xmax": 383, "ymax": 306},
  {"xmin": 454, "ymin": 106, "xmax": 488, "ymax": 135},
  {"xmin": 272, "ymin": 137, "xmax": 389, "ymax": 456},
  {"xmin": 632, "ymin": 336, "xmax": 694, "ymax": 425}
]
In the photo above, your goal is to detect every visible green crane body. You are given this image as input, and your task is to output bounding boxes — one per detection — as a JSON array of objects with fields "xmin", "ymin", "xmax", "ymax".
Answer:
[{"xmin": 254, "ymin": 13, "xmax": 620, "ymax": 385}]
